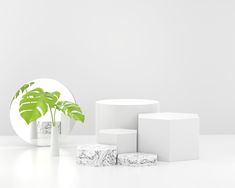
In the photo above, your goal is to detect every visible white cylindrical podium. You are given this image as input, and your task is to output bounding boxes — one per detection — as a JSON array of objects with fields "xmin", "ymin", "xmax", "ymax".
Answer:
[{"xmin": 96, "ymin": 99, "xmax": 160, "ymax": 133}]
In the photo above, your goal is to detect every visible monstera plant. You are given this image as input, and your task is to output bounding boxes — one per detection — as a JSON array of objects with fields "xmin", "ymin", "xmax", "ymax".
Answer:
[
  {"xmin": 13, "ymin": 83, "xmax": 85, "ymax": 156},
  {"xmin": 19, "ymin": 88, "xmax": 84, "ymax": 126}
]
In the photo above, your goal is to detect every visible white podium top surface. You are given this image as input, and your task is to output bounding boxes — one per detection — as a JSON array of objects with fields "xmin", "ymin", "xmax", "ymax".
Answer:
[
  {"xmin": 99, "ymin": 129, "xmax": 137, "ymax": 134},
  {"xmin": 77, "ymin": 144, "xmax": 117, "ymax": 151},
  {"xmin": 96, "ymin": 99, "xmax": 159, "ymax": 105},
  {"xmin": 139, "ymin": 112, "xmax": 199, "ymax": 120}
]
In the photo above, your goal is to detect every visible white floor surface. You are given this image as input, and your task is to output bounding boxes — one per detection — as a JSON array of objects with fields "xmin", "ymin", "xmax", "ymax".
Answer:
[{"xmin": 0, "ymin": 135, "xmax": 235, "ymax": 188}]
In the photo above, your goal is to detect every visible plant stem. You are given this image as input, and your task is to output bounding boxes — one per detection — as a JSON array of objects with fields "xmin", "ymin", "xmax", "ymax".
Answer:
[
  {"xmin": 53, "ymin": 108, "xmax": 56, "ymax": 127},
  {"xmin": 49, "ymin": 107, "xmax": 55, "ymax": 127}
]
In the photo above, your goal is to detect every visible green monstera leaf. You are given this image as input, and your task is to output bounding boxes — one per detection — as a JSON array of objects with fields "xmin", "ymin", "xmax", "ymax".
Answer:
[
  {"xmin": 11, "ymin": 82, "xmax": 35, "ymax": 102},
  {"xmin": 18, "ymin": 85, "xmax": 84, "ymax": 126},
  {"xmin": 19, "ymin": 88, "xmax": 60, "ymax": 124},
  {"xmin": 44, "ymin": 91, "xmax": 61, "ymax": 108},
  {"xmin": 56, "ymin": 101, "xmax": 85, "ymax": 123}
]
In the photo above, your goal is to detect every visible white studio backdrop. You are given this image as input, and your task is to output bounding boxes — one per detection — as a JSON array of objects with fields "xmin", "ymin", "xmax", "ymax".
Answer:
[{"xmin": 0, "ymin": 0, "xmax": 235, "ymax": 135}]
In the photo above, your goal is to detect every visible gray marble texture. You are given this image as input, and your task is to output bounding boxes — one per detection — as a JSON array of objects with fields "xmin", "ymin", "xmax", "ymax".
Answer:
[
  {"xmin": 118, "ymin": 153, "xmax": 157, "ymax": 167},
  {"xmin": 76, "ymin": 144, "xmax": 117, "ymax": 167},
  {"xmin": 37, "ymin": 121, "xmax": 61, "ymax": 135}
]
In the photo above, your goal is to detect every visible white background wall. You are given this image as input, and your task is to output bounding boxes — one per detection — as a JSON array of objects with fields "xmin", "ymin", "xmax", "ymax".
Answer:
[{"xmin": 0, "ymin": 0, "xmax": 234, "ymax": 135}]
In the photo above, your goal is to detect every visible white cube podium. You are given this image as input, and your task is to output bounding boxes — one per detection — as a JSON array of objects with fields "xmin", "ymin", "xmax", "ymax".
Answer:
[
  {"xmin": 98, "ymin": 129, "xmax": 137, "ymax": 154},
  {"xmin": 96, "ymin": 99, "xmax": 159, "ymax": 132},
  {"xmin": 138, "ymin": 112, "xmax": 200, "ymax": 162}
]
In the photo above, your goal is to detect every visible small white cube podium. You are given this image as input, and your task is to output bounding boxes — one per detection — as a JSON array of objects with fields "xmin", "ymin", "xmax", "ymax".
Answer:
[
  {"xmin": 96, "ymin": 99, "xmax": 160, "ymax": 132},
  {"xmin": 98, "ymin": 129, "xmax": 137, "ymax": 154},
  {"xmin": 138, "ymin": 112, "xmax": 200, "ymax": 162}
]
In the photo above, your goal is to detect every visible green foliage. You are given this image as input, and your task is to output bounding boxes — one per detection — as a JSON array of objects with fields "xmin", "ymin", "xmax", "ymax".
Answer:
[
  {"xmin": 56, "ymin": 101, "xmax": 85, "ymax": 123},
  {"xmin": 18, "ymin": 87, "xmax": 85, "ymax": 126},
  {"xmin": 19, "ymin": 88, "xmax": 60, "ymax": 124},
  {"xmin": 11, "ymin": 82, "xmax": 35, "ymax": 102}
]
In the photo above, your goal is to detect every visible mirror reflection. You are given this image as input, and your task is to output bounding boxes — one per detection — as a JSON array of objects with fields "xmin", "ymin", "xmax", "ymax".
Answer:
[{"xmin": 10, "ymin": 78, "xmax": 76, "ymax": 146}]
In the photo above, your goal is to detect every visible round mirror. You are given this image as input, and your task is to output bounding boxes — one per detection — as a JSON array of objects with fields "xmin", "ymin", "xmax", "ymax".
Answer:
[{"xmin": 10, "ymin": 78, "xmax": 76, "ymax": 146}]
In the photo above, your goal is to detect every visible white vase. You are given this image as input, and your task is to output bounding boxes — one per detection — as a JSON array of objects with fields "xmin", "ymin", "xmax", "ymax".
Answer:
[
  {"xmin": 30, "ymin": 121, "xmax": 38, "ymax": 139},
  {"xmin": 50, "ymin": 125, "xmax": 59, "ymax": 156}
]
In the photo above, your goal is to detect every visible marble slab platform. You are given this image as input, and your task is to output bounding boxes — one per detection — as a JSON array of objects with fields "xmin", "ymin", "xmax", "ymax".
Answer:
[
  {"xmin": 117, "ymin": 153, "xmax": 157, "ymax": 167},
  {"xmin": 76, "ymin": 144, "xmax": 117, "ymax": 167}
]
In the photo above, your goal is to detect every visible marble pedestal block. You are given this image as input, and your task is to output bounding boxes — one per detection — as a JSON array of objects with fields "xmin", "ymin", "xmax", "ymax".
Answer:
[
  {"xmin": 76, "ymin": 144, "xmax": 117, "ymax": 167},
  {"xmin": 96, "ymin": 99, "xmax": 159, "ymax": 132},
  {"xmin": 98, "ymin": 129, "xmax": 137, "ymax": 154},
  {"xmin": 118, "ymin": 153, "xmax": 158, "ymax": 167},
  {"xmin": 138, "ymin": 112, "xmax": 200, "ymax": 162}
]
